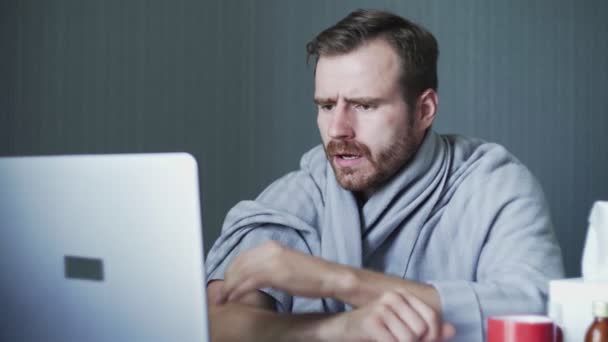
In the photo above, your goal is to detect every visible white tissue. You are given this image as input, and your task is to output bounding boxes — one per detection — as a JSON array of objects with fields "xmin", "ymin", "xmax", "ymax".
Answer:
[{"xmin": 582, "ymin": 201, "xmax": 608, "ymax": 281}]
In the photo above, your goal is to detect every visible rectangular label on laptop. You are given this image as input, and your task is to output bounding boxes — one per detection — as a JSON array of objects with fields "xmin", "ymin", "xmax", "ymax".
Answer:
[{"xmin": 64, "ymin": 256, "xmax": 104, "ymax": 281}]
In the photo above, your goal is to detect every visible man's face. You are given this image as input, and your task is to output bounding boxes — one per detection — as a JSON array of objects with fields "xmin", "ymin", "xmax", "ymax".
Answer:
[{"xmin": 315, "ymin": 38, "xmax": 427, "ymax": 195}]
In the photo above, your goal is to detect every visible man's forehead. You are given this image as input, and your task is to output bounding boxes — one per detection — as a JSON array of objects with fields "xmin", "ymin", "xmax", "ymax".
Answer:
[
  {"xmin": 314, "ymin": 39, "xmax": 402, "ymax": 99},
  {"xmin": 314, "ymin": 66, "xmax": 399, "ymax": 101},
  {"xmin": 314, "ymin": 82, "xmax": 397, "ymax": 102}
]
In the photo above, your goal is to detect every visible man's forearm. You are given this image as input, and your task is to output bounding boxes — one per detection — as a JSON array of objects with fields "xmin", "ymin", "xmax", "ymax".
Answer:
[
  {"xmin": 209, "ymin": 303, "xmax": 339, "ymax": 342},
  {"xmin": 216, "ymin": 243, "xmax": 442, "ymax": 315}
]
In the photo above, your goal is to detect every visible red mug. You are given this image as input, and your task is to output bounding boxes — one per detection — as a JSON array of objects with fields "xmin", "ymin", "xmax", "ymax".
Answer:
[{"xmin": 487, "ymin": 315, "xmax": 563, "ymax": 342}]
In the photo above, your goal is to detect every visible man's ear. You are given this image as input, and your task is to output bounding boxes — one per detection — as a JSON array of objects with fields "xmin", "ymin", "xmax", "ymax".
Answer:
[{"xmin": 416, "ymin": 89, "xmax": 438, "ymax": 130}]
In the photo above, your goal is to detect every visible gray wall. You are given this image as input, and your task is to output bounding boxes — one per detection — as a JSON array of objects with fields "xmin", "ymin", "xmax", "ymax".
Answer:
[{"xmin": 1, "ymin": 0, "xmax": 607, "ymax": 277}]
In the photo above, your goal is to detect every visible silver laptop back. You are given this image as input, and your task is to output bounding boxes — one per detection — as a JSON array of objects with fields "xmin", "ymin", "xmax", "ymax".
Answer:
[{"xmin": 0, "ymin": 153, "xmax": 209, "ymax": 341}]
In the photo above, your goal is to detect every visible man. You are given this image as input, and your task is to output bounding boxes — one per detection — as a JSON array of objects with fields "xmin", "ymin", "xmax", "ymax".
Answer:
[{"xmin": 205, "ymin": 9, "xmax": 564, "ymax": 342}]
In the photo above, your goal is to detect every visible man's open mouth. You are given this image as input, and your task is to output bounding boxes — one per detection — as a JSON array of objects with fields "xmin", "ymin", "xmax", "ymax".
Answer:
[
  {"xmin": 336, "ymin": 153, "xmax": 361, "ymax": 160},
  {"xmin": 333, "ymin": 153, "xmax": 364, "ymax": 168}
]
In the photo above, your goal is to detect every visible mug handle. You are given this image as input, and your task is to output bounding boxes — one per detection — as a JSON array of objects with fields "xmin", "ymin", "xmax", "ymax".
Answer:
[{"xmin": 555, "ymin": 325, "xmax": 563, "ymax": 342}]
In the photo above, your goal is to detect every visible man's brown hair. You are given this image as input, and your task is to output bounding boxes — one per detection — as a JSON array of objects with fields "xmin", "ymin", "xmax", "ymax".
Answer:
[{"xmin": 306, "ymin": 9, "xmax": 439, "ymax": 109}]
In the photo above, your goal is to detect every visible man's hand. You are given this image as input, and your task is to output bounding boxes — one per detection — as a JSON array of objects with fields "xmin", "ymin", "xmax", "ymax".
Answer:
[
  {"xmin": 322, "ymin": 291, "xmax": 455, "ymax": 342},
  {"xmin": 218, "ymin": 240, "xmax": 341, "ymax": 304}
]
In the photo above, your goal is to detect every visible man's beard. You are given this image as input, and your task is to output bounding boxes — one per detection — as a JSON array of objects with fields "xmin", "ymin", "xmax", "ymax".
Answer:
[{"xmin": 324, "ymin": 131, "xmax": 420, "ymax": 194}]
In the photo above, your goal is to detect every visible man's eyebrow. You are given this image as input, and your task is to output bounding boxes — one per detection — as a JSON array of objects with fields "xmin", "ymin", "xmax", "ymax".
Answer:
[
  {"xmin": 314, "ymin": 97, "xmax": 382, "ymax": 105},
  {"xmin": 313, "ymin": 97, "xmax": 336, "ymax": 105},
  {"xmin": 344, "ymin": 97, "xmax": 381, "ymax": 104}
]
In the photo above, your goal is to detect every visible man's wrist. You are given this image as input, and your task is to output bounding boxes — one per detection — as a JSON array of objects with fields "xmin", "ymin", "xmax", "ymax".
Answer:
[
  {"xmin": 327, "ymin": 266, "xmax": 443, "ymax": 311},
  {"xmin": 324, "ymin": 265, "xmax": 361, "ymax": 305}
]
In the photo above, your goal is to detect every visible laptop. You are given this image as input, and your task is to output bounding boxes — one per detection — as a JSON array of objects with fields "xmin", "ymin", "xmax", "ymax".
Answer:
[{"xmin": 0, "ymin": 153, "xmax": 210, "ymax": 341}]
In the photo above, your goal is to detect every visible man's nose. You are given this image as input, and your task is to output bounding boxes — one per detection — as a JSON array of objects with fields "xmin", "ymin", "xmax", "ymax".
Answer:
[{"xmin": 328, "ymin": 104, "xmax": 355, "ymax": 139}]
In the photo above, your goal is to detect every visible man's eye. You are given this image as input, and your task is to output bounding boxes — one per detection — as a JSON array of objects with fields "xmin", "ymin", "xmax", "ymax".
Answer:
[
  {"xmin": 356, "ymin": 103, "xmax": 373, "ymax": 111},
  {"xmin": 320, "ymin": 104, "xmax": 334, "ymax": 111}
]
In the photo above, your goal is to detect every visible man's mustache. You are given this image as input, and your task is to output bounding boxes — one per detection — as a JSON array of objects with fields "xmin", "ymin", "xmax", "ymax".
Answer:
[{"xmin": 326, "ymin": 139, "xmax": 372, "ymax": 159}]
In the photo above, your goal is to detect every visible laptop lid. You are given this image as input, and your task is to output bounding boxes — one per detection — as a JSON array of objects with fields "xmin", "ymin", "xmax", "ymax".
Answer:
[{"xmin": 0, "ymin": 153, "xmax": 209, "ymax": 341}]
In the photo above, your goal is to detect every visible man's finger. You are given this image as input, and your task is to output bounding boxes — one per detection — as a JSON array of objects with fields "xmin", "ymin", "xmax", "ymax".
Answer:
[
  {"xmin": 381, "ymin": 307, "xmax": 415, "ymax": 342},
  {"xmin": 217, "ymin": 267, "xmax": 243, "ymax": 304},
  {"xmin": 367, "ymin": 319, "xmax": 399, "ymax": 342},
  {"xmin": 390, "ymin": 294, "xmax": 427, "ymax": 338},
  {"xmin": 215, "ymin": 286, "xmax": 228, "ymax": 305},
  {"xmin": 441, "ymin": 323, "xmax": 456, "ymax": 341},
  {"xmin": 226, "ymin": 277, "xmax": 260, "ymax": 303},
  {"xmin": 405, "ymin": 293, "xmax": 441, "ymax": 341}
]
